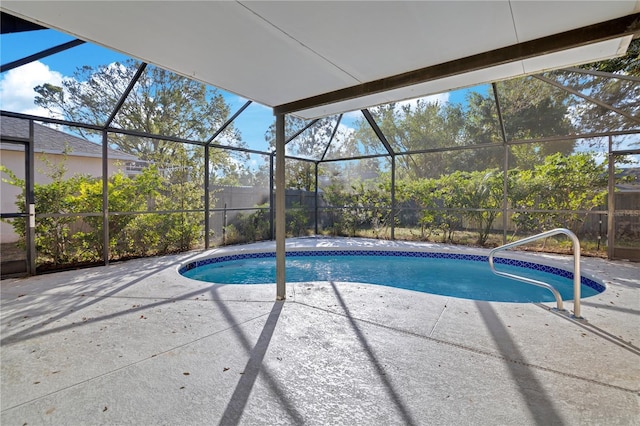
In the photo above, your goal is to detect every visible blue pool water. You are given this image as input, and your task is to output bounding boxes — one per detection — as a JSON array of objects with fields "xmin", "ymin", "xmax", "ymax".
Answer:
[{"xmin": 180, "ymin": 251, "xmax": 604, "ymax": 303}]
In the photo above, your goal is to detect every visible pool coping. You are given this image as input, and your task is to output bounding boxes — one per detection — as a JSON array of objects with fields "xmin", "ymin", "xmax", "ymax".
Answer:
[{"xmin": 177, "ymin": 237, "xmax": 606, "ymax": 293}]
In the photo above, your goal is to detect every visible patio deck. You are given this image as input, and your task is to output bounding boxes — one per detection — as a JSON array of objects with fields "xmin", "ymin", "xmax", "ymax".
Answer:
[{"xmin": 1, "ymin": 237, "xmax": 638, "ymax": 425}]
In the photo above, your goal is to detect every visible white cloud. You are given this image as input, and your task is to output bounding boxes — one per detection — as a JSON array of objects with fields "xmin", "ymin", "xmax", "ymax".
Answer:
[
  {"xmin": 0, "ymin": 61, "xmax": 64, "ymax": 118},
  {"xmin": 337, "ymin": 122, "xmax": 355, "ymax": 137},
  {"xmin": 343, "ymin": 110, "xmax": 362, "ymax": 120}
]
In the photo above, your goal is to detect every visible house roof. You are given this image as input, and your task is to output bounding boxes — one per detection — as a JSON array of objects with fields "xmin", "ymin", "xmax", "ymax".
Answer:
[
  {"xmin": 1, "ymin": 1, "xmax": 638, "ymax": 119},
  {"xmin": 0, "ymin": 116, "xmax": 138, "ymax": 161}
]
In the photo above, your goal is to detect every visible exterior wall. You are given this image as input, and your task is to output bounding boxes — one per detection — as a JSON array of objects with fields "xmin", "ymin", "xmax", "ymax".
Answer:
[
  {"xmin": 1, "ymin": 150, "xmax": 26, "ymax": 244},
  {"xmin": 1, "ymin": 150, "xmax": 128, "ymax": 243}
]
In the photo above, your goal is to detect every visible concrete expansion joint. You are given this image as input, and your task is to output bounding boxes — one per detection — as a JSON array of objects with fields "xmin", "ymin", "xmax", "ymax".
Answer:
[
  {"xmin": 428, "ymin": 301, "xmax": 449, "ymax": 337},
  {"xmin": 1, "ymin": 306, "xmax": 275, "ymax": 414},
  {"xmin": 535, "ymin": 303, "xmax": 640, "ymax": 356},
  {"xmin": 291, "ymin": 300, "xmax": 639, "ymax": 396}
]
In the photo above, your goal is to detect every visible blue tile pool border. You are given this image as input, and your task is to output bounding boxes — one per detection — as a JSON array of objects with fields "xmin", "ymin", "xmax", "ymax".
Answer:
[{"xmin": 179, "ymin": 250, "xmax": 605, "ymax": 293}]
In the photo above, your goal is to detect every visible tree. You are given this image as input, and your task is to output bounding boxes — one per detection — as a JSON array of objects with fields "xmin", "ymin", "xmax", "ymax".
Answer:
[
  {"xmin": 321, "ymin": 181, "xmax": 379, "ymax": 237},
  {"xmin": 353, "ymin": 101, "xmax": 466, "ymax": 179},
  {"xmin": 265, "ymin": 115, "xmax": 356, "ymax": 190},
  {"xmin": 554, "ymin": 38, "xmax": 640, "ymax": 134},
  {"xmin": 505, "ymin": 152, "xmax": 608, "ymax": 240},
  {"xmin": 396, "ymin": 177, "xmax": 440, "ymax": 240},
  {"xmin": 404, "ymin": 170, "xmax": 503, "ymax": 245},
  {"xmin": 353, "ymin": 78, "xmax": 576, "ymax": 178},
  {"xmin": 506, "ymin": 168, "xmax": 541, "ymax": 238},
  {"xmin": 464, "ymin": 78, "xmax": 575, "ymax": 169},
  {"xmin": 35, "ymin": 61, "xmax": 237, "ymax": 150},
  {"xmin": 533, "ymin": 153, "xmax": 608, "ymax": 233},
  {"xmin": 34, "ymin": 60, "xmax": 248, "ymax": 179},
  {"xmin": 457, "ymin": 169, "xmax": 504, "ymax": 246}
]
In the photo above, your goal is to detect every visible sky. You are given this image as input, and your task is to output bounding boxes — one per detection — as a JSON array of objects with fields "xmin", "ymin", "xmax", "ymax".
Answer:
[{"xmin": 2, "ymin": 27, "xmax": 468, "ymax": 154}]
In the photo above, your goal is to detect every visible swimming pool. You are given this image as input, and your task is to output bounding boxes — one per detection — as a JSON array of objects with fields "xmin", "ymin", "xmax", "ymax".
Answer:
[{"xmin": 179, "ymin": 249, "xmax": 605, "ymax": 303}]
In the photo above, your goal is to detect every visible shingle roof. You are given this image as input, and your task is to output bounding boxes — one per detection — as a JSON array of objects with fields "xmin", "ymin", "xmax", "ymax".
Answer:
[{"xmin": 0, "ymin": 116, "xmax": 137, "ymax": 161}]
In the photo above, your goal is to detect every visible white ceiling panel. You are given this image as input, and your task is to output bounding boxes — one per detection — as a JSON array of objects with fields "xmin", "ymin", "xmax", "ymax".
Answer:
[
  {"xmin": 242, "ymin": 1, "xmax": 517, "ymax": 82},
  {"xmin": 0, "ymin": 1, "xmax": 360, "ymax": 106},
  {"xmin": 510, "ymin": 1, "xmax": 640, "ymax": 42},
  {"xmin": 1, "ymin": 1, "xmax": 639, "ymax": 119}
]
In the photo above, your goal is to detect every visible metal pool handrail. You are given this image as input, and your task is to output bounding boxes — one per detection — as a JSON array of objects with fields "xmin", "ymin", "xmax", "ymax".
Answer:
[{"xmin": 488, "ymin": 228, "xmax": 582, "ymax": 319}]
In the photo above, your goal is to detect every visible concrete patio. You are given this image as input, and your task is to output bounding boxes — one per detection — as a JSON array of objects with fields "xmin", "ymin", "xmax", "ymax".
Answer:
[{"xmin": 1, "ymin": 238, "xmax": 638, "ymax": 425}]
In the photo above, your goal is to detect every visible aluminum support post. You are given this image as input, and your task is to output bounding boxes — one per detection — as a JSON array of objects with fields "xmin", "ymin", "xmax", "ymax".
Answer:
[
  {"xmin": 102, "ymin": 131, "xmax": 109, "ymax": 265},
  {"xmin": 314, "ymin": 162, "xmax": 319, "ymax": 235},
  {"xmin": 269, "ymin": 153, "xmax": 275, "ymax": 240},
  {"xmin": 492, "ymin": 83, "xmax": 510, "ymax": 245},
  {"xmin": 26, "ymin": 121, "xmax": 36, "ymax": 274},
  {"xmin": 275, "ymin": 113, "xmax": 286, "ymax": 300},
  {"xmin": 607, "ymin": 136, "xmax": 615, "ymax": 259},
  {"xmin": 204, "ymin": 145, "xmax": 210, "ymax": 249},
  {"xmin": 391, "ymin": 156, "xmax": 396, "ymax": 240}
]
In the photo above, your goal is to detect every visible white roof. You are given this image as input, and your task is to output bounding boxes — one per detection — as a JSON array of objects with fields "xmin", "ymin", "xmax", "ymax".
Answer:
[{"xmin": 2, "ymin": 1, "xmax": 639, "ymax": 119}]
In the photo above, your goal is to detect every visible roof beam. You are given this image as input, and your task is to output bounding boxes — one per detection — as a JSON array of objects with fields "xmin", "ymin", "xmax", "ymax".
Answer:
[
  {"xmin": 320, "ymin": 114, "xmax": 343, "ymax": 162},
  {"xmin": 105, "ymin": 62, "xmax": 147, "ymax": 127},
  {"xmin": 534, "ymin": 74, "xmax": 640, "ymax": 124},
  {"xmin": 1, "ymin": 39, "xmax": 85, "ymax": 73},
  {"xmin": 361, "ymin": 109, "xmax": 394, "ymax": 156},
  {"xmin": 492, "ymin": 83, "xmax": 508, "ymax": 143},
  {"xmin": 207, "ymin": 100, "xmax": 252, "ymax": 145},
  {"xmin": 285, "ymin": 118, "xmax": 320, "ymax": 145},
  {"xmin": 274, "ymin": 13, "xmax": 640, "ymax": 116},
  {"xmin": 561, "ymin": 66, "xmax": 640, "ymax": 83}
]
